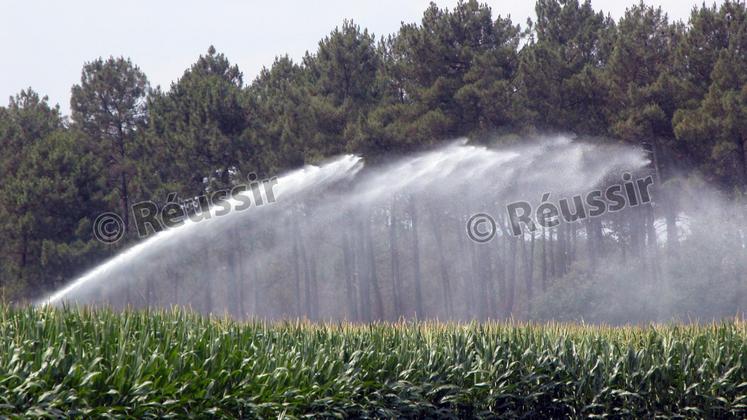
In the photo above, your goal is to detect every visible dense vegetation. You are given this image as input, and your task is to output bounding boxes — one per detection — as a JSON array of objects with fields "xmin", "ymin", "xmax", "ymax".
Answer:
[
  {"xmin": 1, "ymin": 0, "xmax": 747, "ymax": 307},
  {"xmin": 0, "ymin": 306, "xmax": 745, "ymax": 417}
]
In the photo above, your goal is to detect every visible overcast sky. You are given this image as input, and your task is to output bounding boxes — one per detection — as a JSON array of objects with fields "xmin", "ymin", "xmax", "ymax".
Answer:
[{"xmin": 1, "ymin": 0, "xmax": 721, "ymax": 115}]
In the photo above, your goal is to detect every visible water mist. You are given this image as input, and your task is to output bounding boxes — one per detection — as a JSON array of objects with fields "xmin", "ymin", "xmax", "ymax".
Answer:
[{"xmin": 41, "ymin": 136, "xmax": 747, "ymax": 323}]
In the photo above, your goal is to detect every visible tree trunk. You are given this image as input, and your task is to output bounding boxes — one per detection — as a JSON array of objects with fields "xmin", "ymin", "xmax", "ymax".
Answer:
[
  {"xmin": 388, "ymin": 203, "xmax": 402, "ymax": 319},
  {"xmin": 365, "ymin": 215, "xmax": 384, "ymax": 320},
  {"xmin": 298, "ymin": 227, "xmax": 312, "ymax": 319},
  {"xmin": 428, "ymin": 206, "xmax": 453, "ymax": 317},
  {"xmin": 203, "ymin": 248, "xmax": 213, "ymax": 315},
  {"xmin": 342, "ymin": 229, "xmax": 358, "ymax": 321},
  {"xmin": 541, "ymin": 228, "xmax": 547, "ymax": 292},
  {"xmin": 525, "ymin": 232, "xmax": 535, "ymax": 316},
  {"xmin": 409, "ymin": 196, "xmax": 424, "ymax": 319},
  {"xmin": 506, "ymin": 235, "xmax": 517, "ymax": 315},
  {"xmin": 226, "ymin": 229, "xmax": 242, "ymax": 318},
  {"xmin": 586, "ymin": 219, "xmax": 597, "ymax": 271},
  {"xmin": 355, "ymin": 221, "xmax": 371, "ymax": 321},
  {"xmin": 291, "ymin": 218, "xmax": 302, "ymax": 318},
  {"xmin": 252, "ymin": 261, "xmax": 261, "ymax": 319},
  {"xmin": 738, "ymin": 136, "xmax": 747, "ymax": 192},
  {"xmin": 549, "ymin": 227, "xmax": 556, "ymax": 279},
  {"xmin": 466, "ymin": 219, "xmax": 485, "ymax": 320}
]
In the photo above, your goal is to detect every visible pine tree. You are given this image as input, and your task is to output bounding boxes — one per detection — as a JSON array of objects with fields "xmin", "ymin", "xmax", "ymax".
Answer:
[
  {"xmin": 147, "ymin": 46, "xmax": 250, "ymax": 196},
  {"xmin": 71, "ymin": 57, "xmax": 149, "ymax": 235},
  {"xmin": 673, "ymin": 1, "xmax": 747, "ymax": 191},
  {"xmin": 304, "ymin": 20, "xmax": 381, "ymax": 157}
]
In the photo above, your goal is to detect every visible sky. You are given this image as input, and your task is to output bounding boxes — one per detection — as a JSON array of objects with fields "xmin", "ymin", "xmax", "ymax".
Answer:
[{"xmin": 1, "ymin": 0, "xmax": 722, "ymax": 116}]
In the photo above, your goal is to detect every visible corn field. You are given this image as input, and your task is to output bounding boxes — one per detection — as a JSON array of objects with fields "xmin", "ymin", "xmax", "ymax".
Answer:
[{"xmin": 0, "ymin": 306, "xmax": 746, "ymax": 418}]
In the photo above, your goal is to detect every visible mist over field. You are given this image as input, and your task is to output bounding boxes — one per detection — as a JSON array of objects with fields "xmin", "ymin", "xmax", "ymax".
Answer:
[
  {"xmin": 41, "ymin": 137, "xmax": 747, "ymax": 325},
  {"xmin": 3, "ymin": 0, "xmax": 746, "ymax": 326}
]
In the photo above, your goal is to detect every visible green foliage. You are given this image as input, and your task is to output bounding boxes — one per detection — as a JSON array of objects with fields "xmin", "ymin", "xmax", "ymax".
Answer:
[
  {"xmin": 0, "ymin": 307, "xmax": 746, "ymax": 417},
  {"xmin": 71, "ymin": 57, "xmax": 148, "ymax": 142},
  {"xmin": 147, "ymin": 46, "xmax": 250, "ymax": 195},
  {"xmin": 0, "ymin": 91, "xmax": 107, "ymax": 296},
  {"xmin": 245, "ymin": 56, "xmax": 313, "ymax": 171},
  {"xmin": 605, "ymin": 3, "xmax": 681, "ymax": 142},
  {"xmin": 12, "ymin": 129, "xmax": 108, "ymax": 288},
  {"xmin": 70, "ymin": 56, "xmax": 150, "ymax": 241},
  {"xmin": 385, "ymin": 0, "xmax": 525, "ymax": 145},
  {"xmin": 303, "ymin": 20, "xmax": 382, "ymax": 158},
  {"xmin": 675, "ymin": 31, "xmax": 747, "ymax": 189},
  {"xmin": 518, "ymin": 0, "xmax": 614, "ymax": 133}
]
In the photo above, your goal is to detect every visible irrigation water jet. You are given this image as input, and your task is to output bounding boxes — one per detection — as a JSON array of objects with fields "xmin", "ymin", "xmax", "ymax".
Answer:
[{"xmin": 40, "ymin": 136, "xmax": 747, "ymax": 323}]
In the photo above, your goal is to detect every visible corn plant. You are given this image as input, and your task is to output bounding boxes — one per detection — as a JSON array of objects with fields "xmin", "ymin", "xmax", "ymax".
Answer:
[{"xmin": 0, "ymin": 306, "xmax": 745, "ymax": 418}]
